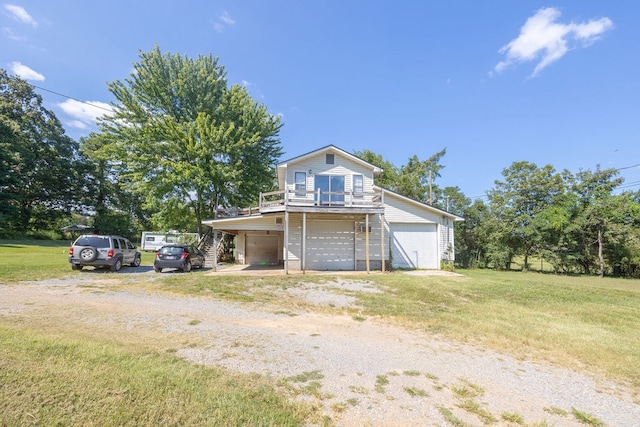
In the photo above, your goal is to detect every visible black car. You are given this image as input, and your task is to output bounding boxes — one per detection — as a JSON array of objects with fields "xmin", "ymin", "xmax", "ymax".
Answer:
[{"xmin": 154, "ymin": 244, "xmax": 205, "ymax": 273}]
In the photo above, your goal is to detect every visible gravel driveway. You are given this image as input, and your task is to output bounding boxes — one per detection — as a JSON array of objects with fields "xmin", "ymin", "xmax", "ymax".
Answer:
[{"xmin": 1, "ymin": 271, "xmax": 638, "ymax": 426}]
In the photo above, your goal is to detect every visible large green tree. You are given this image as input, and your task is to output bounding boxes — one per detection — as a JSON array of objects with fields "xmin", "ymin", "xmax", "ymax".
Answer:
[
  {"xmin": 0, "ymin": 69, "xmax": 80, "ymax": 235},
  {"xmin": 354, "ymin": 148, "xmax": 448, "ymax": 207},
  {"xmin": 99, "ymin": 46, "xmax": 283, "ymax": 234},
  {"xmin": 487, "ymin": 161, "xmax": 566, "ymax": 270},
  {"xmin": 78, "ymin": 133, "xmax": 149, "ymax": 237},
  {"xmin": 570, "ymin": 167, "xmax": 627, "ymax": 277}
]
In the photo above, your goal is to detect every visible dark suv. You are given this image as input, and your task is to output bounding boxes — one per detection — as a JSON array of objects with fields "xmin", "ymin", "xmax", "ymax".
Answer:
[
  {"xmin": 154, "ymin": 244, "xmax": 205, "ymax": 273},
  {"xmin": 69, "ymin": 235, "xmax": 141, "ymax": 272}
]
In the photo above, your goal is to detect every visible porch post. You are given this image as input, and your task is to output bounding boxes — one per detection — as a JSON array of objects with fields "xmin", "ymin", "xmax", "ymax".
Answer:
[
  {"xmin": 380, "ymin": 213, "xmax": 386, "ymax": 272},
  {"xmin": 212, "ymin": 227, "xmax": 217, "ymax": 272},
  {"xmin": 284, "ymin": 210, "xmax": 289, "ymax": 274},
  {"xmin": 302, "ymin": 212, "xmax": 307, "ymax": 274},
  {"xmin": 365, "ymin": 214, "xmax": 370, "ymax": 273}
]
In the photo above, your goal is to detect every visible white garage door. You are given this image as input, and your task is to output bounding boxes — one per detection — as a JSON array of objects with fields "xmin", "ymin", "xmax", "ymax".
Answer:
[
  {"xmin": 246, "ymin": 234, "xmax": 279, "ymax": 265},
  {"xmin": 306, "ymin": 220, "xmax": 354, "ymax": 270},
  {"xmin": 390, "ymin": 223, "xmax": 438, "ymax": 269}
]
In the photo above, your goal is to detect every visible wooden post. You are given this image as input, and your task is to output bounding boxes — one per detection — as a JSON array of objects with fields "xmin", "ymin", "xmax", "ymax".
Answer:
[
  {"xmin": 212, "ymin": 227, "xmax": 217, "ymax": 272},
  {"xmin": 365, "ymin": 214, "xmax": 370, "ymax": 273},
  {"xmin": 380, "ymin": 213, "xmax": 385, "ymax": 272},
  {"xmin": 284, "ymin": 210, "xmax": 289, "ymax": 275},
  {"xmin": 302, "ymin": 212, "xmax": 307, "ymax": 274}
]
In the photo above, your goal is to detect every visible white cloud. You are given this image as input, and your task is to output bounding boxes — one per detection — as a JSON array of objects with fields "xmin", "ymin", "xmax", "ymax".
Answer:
[
  {"xmin": 219, "ymin": 11, "xmax": 235, "ymax": 25},
  {"xmin": 494, "ymin": 7, "xmax": 613, "ymax": 77},
  {"xmin": 212, "ymin": 11, "xmax": 235, "ymax": 33},
  {"xmin": 3, "ymin": 4, "xmax": 37, "ymax": 27},
  {"xmin": 58, "ymin": 99, "xmax": 114, "ymax": 127},
  {"xmin": 3, "ymin": 26, "xmax": 25, "ymax": 40},
  {"xmin": 9, "ymin": 61, "xmax": 44, "ymax": 81},
  {"xmin": 212, "ymin": 22, "xmax": 225, "ymax": 33},
  {"xmin": 67, "ymin": 119, "xmax": 89, "ymax": 130}
]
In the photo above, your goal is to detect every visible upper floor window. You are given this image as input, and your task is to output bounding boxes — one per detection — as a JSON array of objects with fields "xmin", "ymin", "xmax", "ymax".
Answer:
[
  {"xmin": 325, "ymin": 153, "xmax": 334, "ymax": 164},
  {"xmin": 353, "ymin": 174, "xmax": 363, "ymax": 195},
  {"xmin": 294, "ymin": 171, "xmax": 306, "ymax": 195}
]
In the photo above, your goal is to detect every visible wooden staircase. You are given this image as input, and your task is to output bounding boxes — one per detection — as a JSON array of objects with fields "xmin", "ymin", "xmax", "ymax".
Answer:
[{"xmin": 198, "ymin": 227, "xmax": 225, "ymax": 267}]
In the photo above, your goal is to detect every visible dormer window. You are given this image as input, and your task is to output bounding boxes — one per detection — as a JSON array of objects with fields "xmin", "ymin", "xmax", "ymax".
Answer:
[{"xmin": 326, "ymin": 153, "xmax": 334, "ymax": 165}]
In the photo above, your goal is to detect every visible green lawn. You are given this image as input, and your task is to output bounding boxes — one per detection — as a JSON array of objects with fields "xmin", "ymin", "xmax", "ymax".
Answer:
[
  {"xmin": 0, "ymin": 325, "xmax": 313, "ymax": 426},
  {"xmin": 0, "ymin": 240, "xmax": 156, "ymax": 282}
]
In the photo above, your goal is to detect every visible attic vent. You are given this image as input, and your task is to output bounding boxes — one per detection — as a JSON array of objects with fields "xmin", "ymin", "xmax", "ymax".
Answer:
[
  {"xmin": 326, "ymin": 153, "xmax": 335, "ymax": 164},
  {"xmin": 275, "ymin": 217, "xmax": 283, "ymax": 225}
]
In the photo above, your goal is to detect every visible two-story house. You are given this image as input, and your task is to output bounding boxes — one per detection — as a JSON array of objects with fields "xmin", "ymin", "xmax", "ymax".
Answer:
[{"xmin": 202, "ymin": 145, "xmax": 462, "ymax": 273}]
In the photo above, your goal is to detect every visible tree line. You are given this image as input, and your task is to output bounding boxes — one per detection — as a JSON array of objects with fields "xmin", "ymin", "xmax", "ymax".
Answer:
[
  {"xmin": 2, "ymin": 47, "xmax": 638, "ymax": 277},
  {"xmin": 355, "ymin": 150, "xmax": 640, "ymax": 277},
  {"xmin": 1, "ymin": 46, "xmax": 281, "ymax": 239}
]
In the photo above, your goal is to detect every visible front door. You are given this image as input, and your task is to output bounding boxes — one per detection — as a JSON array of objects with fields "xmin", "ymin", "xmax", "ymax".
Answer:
[{"xmin": 315, "ymin": 175, "xmax": 345, "ymax": 204}]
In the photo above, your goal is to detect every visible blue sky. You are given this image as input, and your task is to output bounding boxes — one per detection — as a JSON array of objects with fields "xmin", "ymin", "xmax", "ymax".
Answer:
[{"xmin": 3, "ymin": 1, "xmax": 639, "ymax": 200}]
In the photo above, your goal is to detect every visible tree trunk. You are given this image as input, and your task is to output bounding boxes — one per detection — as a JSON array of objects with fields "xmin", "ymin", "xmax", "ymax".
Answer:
[{"xmin": 598, "ymin": 228, "xmax": 604, "ymax": 278}]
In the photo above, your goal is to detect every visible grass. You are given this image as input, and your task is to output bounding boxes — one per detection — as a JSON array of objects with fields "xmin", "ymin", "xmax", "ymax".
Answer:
[
  {"xmin": 375, "ymin": 375, "xmax": 389, "ymax": 393},
  {"xmin": 501, "ymin": 411, "xmax": 524, "ymax": 424},
  {"xmin": 0, "ymin": 324, "xmax": 313, "ymax": 426},
  {"xmin": 0, "ymin": 240, "xmax": 73, "ymax": 281},
  {"xmin": 437, "ymin": 405, "xmax": 467, "ymax": 427},
  {"xmin": 287, "ymin": 370, "xmax": 324, "ymax": 383},
  {"xmin": 571, "ymin": 407, "xmax": 606, "ymax": 427},
  {"xmin": 456, "ymin": 399, "xmax": 498, "ymax": 424},
  {"xmin": 404, "ymin": 386, "xmax": 428, "ymax": 397},
  {"xmin": 0, "ymin": 239, "xmax": 157, "ymax": 282}
]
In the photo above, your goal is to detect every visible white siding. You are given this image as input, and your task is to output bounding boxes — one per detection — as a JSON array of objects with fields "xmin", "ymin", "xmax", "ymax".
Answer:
[
  {"xmin": 354, "ymin": 215, "xmax": 384, "ymax": 262},
  {"xmin": 285, "ymin": 151, "xmax": 375, "ymax": 195},
  {"xmin": 439, "ymin": 219, "xmax": 455, "ymax": 261},
  {"xmin": 383, "ymin": 192, "xmax": 441, "ymax": 224}
]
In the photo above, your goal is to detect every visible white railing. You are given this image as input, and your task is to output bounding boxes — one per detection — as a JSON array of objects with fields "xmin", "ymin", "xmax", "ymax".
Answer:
[
  {"xmin": 214, "ymin": 190, "xmax": 384, "ymax": 218},
  {"xmin": 259, "ymin": 189, "xmax": 383, "ymax": 209}
]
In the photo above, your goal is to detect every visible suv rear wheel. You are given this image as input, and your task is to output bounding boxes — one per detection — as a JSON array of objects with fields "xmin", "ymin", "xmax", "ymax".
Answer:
[
  {"xmin": 110, "ymin": 258, "xmax": 123, "ymax": 272},
  {"xmin": 131, "ymin": 254, "xmax": 141, "ymax": 267}
]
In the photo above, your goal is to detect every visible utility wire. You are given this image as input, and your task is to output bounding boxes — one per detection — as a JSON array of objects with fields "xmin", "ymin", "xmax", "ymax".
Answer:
[
  {"xmin": 617, "ymin": 163, "xmax": 640, "ymax": 171},
  {"xmin": 31, "ymin": 84, "xmax": 114, "ymax": 113}
]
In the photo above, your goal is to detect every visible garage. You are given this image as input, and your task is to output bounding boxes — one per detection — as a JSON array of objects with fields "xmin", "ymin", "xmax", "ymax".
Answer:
[
  {"xmin": 305, "ymin": 220, "xmax": 355, "ymax": 270},
  {"xmin": 246, "ymin": 234, "xmax": 279, "ymax": 265},
  {"xmin": 390, "ymin": 223, "xmax": 438, "ymax": 269}
]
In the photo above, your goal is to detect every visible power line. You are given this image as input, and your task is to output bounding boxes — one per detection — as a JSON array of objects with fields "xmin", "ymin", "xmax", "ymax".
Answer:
[
  {"xmin": 31, "ymin": 84, "xmax": 114, "ymax": 113},
  {"xmin": 618, "ymin": 180, "xmax": 640, "ymax": 190},
  {"xmin": 616, "ymin": 163, "xmax": 640, "ymax": 171}
]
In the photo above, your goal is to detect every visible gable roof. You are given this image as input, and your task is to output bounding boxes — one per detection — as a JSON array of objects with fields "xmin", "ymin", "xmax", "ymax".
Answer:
[
  {"xmin": 276, "ymin": 145, "xmax": 382, "ymax": 187},
  {"xmin": 375, "ymin": 185, "xmax": 464, "ymax": 221}
]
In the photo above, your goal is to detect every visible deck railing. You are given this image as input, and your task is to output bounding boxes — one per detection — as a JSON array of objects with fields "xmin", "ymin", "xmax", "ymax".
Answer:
[
  {"xmin": 214, "ymin": 189, "xmax": 383, "ymax": 218},
  {"xmin": 260, "ymin": 189, "xmax": 384, "ymax": 210}
]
